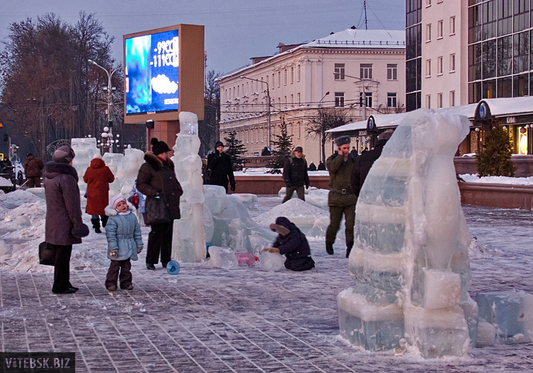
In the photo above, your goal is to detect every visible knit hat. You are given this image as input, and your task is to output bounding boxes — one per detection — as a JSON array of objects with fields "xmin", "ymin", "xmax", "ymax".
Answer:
[
  {"xmin": 111, "ymin": 195, "xmax": 127, "ymax": 210},
  {"xmin": 215, "ymin": 141, "xmax": 224, "ymax": 148},
  {"xmin": 53, "ymin": 145, "xmax": 75, "ymax": 164},
  {"xmin": 334, "ymin": 135, "xmax": 351, "ymax": 146},
  {"xmin": 294, "ymin": 146, "xmax": 303, "ymax": 153},
  {"xmin": 151, "ymin": 138, "xmax": 171, "ymax": 155}
]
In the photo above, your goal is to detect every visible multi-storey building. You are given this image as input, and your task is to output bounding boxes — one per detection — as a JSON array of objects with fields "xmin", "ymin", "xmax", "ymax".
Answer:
[
  {"xmin": 217, "ymin": 27, "xmax": 405, "ymax": 164},
  {"xmin": 407, "ymin": 0, "xmax": 533, "ymax": 110}
]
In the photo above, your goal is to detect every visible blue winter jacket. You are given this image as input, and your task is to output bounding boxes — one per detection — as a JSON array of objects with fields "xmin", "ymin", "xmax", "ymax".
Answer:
[{"xmin": 105, "ymin": 206, "xmax": 143, "ymax": 261}]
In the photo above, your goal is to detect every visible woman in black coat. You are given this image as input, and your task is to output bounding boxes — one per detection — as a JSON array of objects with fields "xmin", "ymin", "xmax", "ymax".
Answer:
[
  {"xmin": 136, "ymin": 138, "xmax": 183, "ymax": 270},
  {"xmin": 43, "ymin": 145, "xmax": 89, "ymax": 294},
  {"xmin": 263, "ymin": 217, "xmax": 315, "ymax": 271},
  {"xmin": 207, "ymin": 141, "xmax": 235, "ymax": 192}
]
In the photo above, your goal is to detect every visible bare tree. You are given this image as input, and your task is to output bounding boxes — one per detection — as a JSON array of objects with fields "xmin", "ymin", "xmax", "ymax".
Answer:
[
  {"xmin": 307, "ymin": 107, "xmax": 351, "ymax": 162},
  {"xmin": 200, "ymin": 70, "xmax": 220, "ymax": 157}
]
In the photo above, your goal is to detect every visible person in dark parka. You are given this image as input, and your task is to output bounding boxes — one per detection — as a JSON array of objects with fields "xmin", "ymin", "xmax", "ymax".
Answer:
[
  {"xmin": 43, "ymin": 145, "xmax": 89, "ymax": 294},
  {"xmin": 263, "ymin": 217, "xmax": 315, "ymax": 271},
  {"xmin": 207, "ymin": 141, "xmax": 236, "ymax": 193},
  {"xmin": 24, "ymin": 153, "xmax": 44, "ymax": 188},
  {"xmin": 351, "ymin": 130, "xmax": 394, "ymax": 197},
  {"xmin": 136, "ymin": 138, "xmax": 183, "ymax": 270},
  {"xmin": 282, "ymin": 146, "xmax": 309, "ymax": 203}
]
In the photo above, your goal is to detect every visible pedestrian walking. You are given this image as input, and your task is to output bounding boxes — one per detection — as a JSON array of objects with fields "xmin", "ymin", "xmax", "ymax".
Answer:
[
  {"xmin": 136, "ymin": 138, "xmax": 183, "ymax": 270},
  {"xmin": 43, "ymin": 145, "xmax": 89, "ymax": 294},
  {"xmin": 206, "ymin": 141, "xmax": 236, "ymax": 193},
  {"xmin": 325, "ymin": 135, "xmax": 357, "ymax": 258},
  {"xmin": 104, "ymin": 195, "xmax": 143, "ymax": 291},
  {"xmin": 17, "ymin": 170, "xmax": 24, "ymax": 186},
  {"xmin": 282, "ymin": 146, "xmax": 309, "ymax": 203},
  {"xmin": 23, "ymin": 153, "xmax": 44, "ymax": 188},
  {"xmin": 84, "ymin": 157, "xmax": 115, "ymax": 233},
  {"xmin": 350, "ymin": 146, "xmax": 358, "ymax": 159},
  {"xmin": 262, "ymin": 217, "xmax": 315, "ymax": 271}
]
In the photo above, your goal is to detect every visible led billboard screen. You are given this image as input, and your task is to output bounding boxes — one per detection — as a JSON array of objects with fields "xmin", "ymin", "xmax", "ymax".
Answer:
[{"xmin": 125, "ymin": 29, "xmax": 179, "ymax": 114}]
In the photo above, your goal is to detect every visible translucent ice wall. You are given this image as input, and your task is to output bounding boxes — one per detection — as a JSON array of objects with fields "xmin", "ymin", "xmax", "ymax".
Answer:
[
  {"xmin": 341, "ymin": 109, "xmax": 473, "ymax": 357},
  {"xmin": 71, "ymin": 138, "xmax": 99, "ymax": 193},
  {"xmin": 171, "ymin": 112, "xmax": 206, "ymax": 262}
]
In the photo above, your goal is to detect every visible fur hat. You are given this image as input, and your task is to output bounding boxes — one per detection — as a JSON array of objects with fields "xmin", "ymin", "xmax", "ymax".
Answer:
[
  {"xmin": 378, "ymin": 129, "xmax": 394, "ymax": 141},
  {"xmin": 294, "ymin": 146, "xmax": 303, "ymax": 153},
  {"xmin": 151, "ymin": 138, "xmax": 171, "ymax": 155},
  {"xmin": 334, "ymin": 135, "xmax": 351, "ymax": 147},
  {"xmin": 111, "ymin": 195, "xmax": 127, "ymax": 210},
  {"xmin": 215, "ymin": 141, "xmax": 224, "ymax": 148},
  {"xmin": 269, "ymin": 223, "xmax": 290, "ymax": 236},
  {"xmin": 53, "ymin": 145, "xmax": 75, "ymax": 164}
]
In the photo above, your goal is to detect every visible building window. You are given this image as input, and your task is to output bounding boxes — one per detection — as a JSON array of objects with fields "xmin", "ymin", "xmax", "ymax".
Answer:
[
  {"xmin": 284, "ymin": 69, "xmax": 287, "ymax": 86},
  {"xmin": 450, "ymin": 16, "xmax": 456, "ymax": 35},
  {"xmin": 360, "ymin": 92, "xmax": 373, "ymax": 108},
  {"xmin": 297, "ymin": 65, "xmax": 301, "ymax": 82},
  {"xmin": 334, "ymin": 63, "xmax": 345, "ymax": 80},
  {"xmin": 437, "ymin": 20, "xmax": 443, "ymax": 39},
  {"xmin": 426, "ymin": 94, "xmax": 431, "ymax": 108},
  {"xmin": 426, "ymin": 23, "xmax": 432, "ymax": 42},
  {"xmin": 450, "ymin": 91, "xmax": 455, "ymax": 106},
  {"xmin": 298, "ymin": 122, "xmax": 301, "ymax": 139},
  {"xmin": 437, "ymin": 56, "xmax": 443, "ymax": 75},
  {"xmin": 387, "ymin": 93, "xmax": 397, "ymax": 107},
  {"xmin": 360, "ymin": 64, "xmax": 373, "ymax": 79},
  {"xmin": 437, "ymin": 92, "xmax": 443, "ymax": 108},
  {"xmin": 387, "ymin": 64, "xmax": 398, "ymax": 80},
  {"xmin": 290, "ymin": 94, "xmax": 294, "ymax": 106},
  {"xmin": 335, "ymin": 92, "xmax": 345, "ymax": 107},
  {"xmin": 291, "ymin": 67, "xmax": 294, "ymax": 84},
  {"xmin": 284, "ymin": 96, "xmax": 287, "ymax": 108},
  {"xmin": 426, "ymin": 0, "xmax": 431, "ymax": 6},
  {"xmin": 426, "ymin": 59, "xmax": 431, "ymax": 77},
  {"xmin": 297, "ymin": 92, "xmax": 301, "ymax": 105},
  {"xmin": 450, "ymin": 53, "xmax": 456, "ymax": 72},
  {"xmin": 278, "ymin": 72, "xmax": 281, "ymax": 88},
  {"xmin": 272, "ymin": 74, "xmax": 275, "ymax": 89}
]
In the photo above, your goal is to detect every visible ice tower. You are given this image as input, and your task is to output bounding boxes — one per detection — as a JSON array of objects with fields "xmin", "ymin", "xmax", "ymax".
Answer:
[
  {"xmin": 338, "ymin": 109, "xmax": 475, "ymax": 358},
  {"xmin": 171, "ymin": 112, "xmax": 206, "ymax": 262}
]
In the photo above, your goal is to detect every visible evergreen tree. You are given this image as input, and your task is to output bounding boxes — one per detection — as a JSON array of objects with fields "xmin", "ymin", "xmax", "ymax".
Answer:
[
  {"xmin": 476, "ymin": 126, "xmax": 515, "ymax": 177},
  {"xmin": 224, "ymin": 131, "xmax": 246, "ymax": 170},
  {"xmin": 268, "ymin": 119, "xmax": 293, "ymax": 174}
]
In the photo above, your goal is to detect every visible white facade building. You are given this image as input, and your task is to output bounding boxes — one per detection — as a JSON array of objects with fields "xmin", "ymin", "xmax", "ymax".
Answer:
[{"xmin": 217, "ymin": 28, "xmax": 405, "ymax": 164}]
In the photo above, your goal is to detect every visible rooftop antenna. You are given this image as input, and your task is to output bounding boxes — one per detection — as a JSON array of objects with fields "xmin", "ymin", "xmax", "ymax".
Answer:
[{"xmin": 364, "ymin": 0, "xmax": 368, "ymax": 30}]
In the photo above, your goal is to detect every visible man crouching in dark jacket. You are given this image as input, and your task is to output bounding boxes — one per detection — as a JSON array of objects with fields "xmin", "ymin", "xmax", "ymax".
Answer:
[{"xmin": 263, "ymin": 217, "xmax": 315, "ymax": 271}]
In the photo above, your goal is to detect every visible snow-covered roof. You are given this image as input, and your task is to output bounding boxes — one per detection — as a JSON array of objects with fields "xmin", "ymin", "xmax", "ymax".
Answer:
[
  {"xmin": 327, "ymin": 104, "xmax": 479, "ymax": 133},
  {"xmin": 478, "ymin": 97, "xmax": 533, "ymax": 117},
  {"xmin": 305, "ymin": 28, "xmax": 405, "ymax": 49}
]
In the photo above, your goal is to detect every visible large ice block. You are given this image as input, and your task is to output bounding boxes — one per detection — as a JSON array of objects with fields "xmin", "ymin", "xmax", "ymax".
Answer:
[
  {"xmin": 338, "ymin": 288, "xmax": 404, "ymax": 351},
  {"xmin": 422, "ymin": 269, "xmax": 461, "ymax": 309},
  {"xmin": 404, "ymin": 305, "xmax": 469, "ymax": 358},
  {"xmin": 476, "ymin": 291, "xmax": 533, "ymax": 343},
  {"xmin": 208, "ymin": 246, "xmax": 238, "ymax": 269}
]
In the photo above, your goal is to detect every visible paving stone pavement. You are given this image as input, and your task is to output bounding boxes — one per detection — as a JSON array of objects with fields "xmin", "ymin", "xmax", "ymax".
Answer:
[{"xmin": 1, "ymin": 202, "xmax": 533, "ymax": 372}]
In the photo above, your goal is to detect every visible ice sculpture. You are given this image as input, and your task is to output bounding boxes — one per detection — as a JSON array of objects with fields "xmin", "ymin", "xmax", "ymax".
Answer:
[
  {"xmin": 171, "ymin": 112, "xmax": 206, "ymax": 262},
  {"xmin": 71, "ymin": 138, "xmax": 99, "ymax": 193},
  {"xmin": 338, "ymin": 109, "xmax": 474, "ymax": 358}
]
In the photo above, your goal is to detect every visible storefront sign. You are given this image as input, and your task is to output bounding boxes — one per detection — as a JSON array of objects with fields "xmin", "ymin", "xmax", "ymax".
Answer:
[
  {"xmin": 506, "ymin": 116, "xmax": 516, "ymax": 124},
  {"xmin": 359, "ymin": 130, "xmax": 367, "ymax": 136}
]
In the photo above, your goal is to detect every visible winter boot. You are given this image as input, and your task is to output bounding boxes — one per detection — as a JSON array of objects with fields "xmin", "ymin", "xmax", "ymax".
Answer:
[
  {"xmin": 91, "ymin": 218, "xmax": 101, "ymax": 234},
  {"xmin": 346, "ymin": 241, "xmax": 354, "ymax": 258},
  {"xmin": 326, "ymin": 241, "xmax": 334, "ymax": 255},
  {"xmin": 100, "ymin": 215, "xmax": 109, "ymax": 228}
]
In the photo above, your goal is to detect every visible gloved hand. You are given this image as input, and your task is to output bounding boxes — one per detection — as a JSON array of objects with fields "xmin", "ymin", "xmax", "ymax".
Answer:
[
  {"xmin": 137, "ymin": 247, "xmax": 143, "ymax": 254},
  {"xmin": 110, "ymin": 250, "xmax": 118, "ymax": 258},
  {"xmin": 230, "ymin": 183, "xmax": 236, "ymax": 192}
]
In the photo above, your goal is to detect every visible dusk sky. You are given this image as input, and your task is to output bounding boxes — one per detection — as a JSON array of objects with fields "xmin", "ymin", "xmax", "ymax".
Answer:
[{"xmin": 0, "ymin": 0, "xmax": 405, "ymax": 75}]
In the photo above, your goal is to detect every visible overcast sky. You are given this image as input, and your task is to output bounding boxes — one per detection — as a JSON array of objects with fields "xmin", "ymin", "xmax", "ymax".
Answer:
[{"xmin": 0, "ymin": 0, "xmax": 405, "ymax": 75}]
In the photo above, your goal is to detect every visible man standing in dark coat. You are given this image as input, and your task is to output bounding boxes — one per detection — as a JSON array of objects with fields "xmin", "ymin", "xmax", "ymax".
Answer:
[
  {"xmin": 207, "ymin": 141, "xmax": 236, "ymax": 193},
  {"xmin": 282, "ymin": 146, "xmax": 309, "ymax": 203},
  {"xmin": 44, "ymin": 145, "xmax": 89, "ymax": 294},
  {"xmin": 351, "ymin": 130, "xmax": 394, "ymax": 197},
  {"xmin": 24, "ymin": 153, "xmax": 44, "ymax": 188},
  {"xmin": 325, "ymin": 135, "xmax": 357, "ymax": 258},
  {"xmin": 136, "ymin": 138, "xmax": 183, "ymax": 270}
]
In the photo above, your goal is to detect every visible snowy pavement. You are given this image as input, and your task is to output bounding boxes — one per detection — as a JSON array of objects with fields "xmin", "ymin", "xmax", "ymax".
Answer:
[{"xmin": 1, "ymin": 195, "xmax": 533, "ymax": 372}]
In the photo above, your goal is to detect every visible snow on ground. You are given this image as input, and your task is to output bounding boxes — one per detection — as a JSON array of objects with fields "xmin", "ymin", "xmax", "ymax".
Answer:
[{"xmin": 460, "ymin": 173, "xmax": 533, "ymax": 185}]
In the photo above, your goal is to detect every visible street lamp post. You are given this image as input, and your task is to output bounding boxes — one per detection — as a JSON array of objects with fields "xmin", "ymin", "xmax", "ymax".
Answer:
[
  {"xmin": 89, "ymin": 59, "xmax": 119, "ymax": 153},
  {"xmin": 240, "ymin": 75, "xmax": 271, "ymax": 149}
]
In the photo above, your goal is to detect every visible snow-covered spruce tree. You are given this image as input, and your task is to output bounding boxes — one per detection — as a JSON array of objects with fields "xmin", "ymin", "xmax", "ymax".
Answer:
[
  {"xmin": 224, "ymin": 131, "xmax": 246, "ymax": 171},
  {"xmin": 268, "ymin": 120, "xmax": 293, "ymax": 174},
  {"xmin": 476, "ymin": 126, "xmax": 515, "ymax": 177}
]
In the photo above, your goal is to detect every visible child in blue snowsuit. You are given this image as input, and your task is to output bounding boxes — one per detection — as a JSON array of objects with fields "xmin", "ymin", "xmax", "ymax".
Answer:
[
  {"xmin": 264, "ymin": 216, "xmax": 315, "ymax": 271},
  {"xmin": 105, "ymin": 195, "xmax": 143, "ymax": 291}
]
